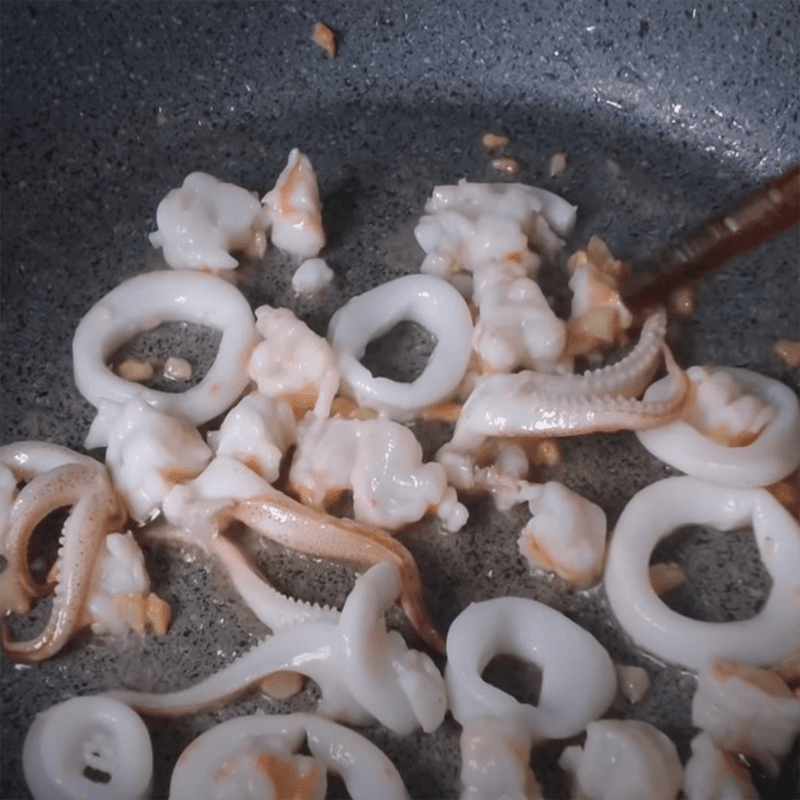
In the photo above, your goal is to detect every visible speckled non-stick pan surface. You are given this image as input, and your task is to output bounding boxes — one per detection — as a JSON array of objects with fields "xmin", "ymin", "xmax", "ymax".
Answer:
[{"xmin": 2, "ymin": 2, "xmax": 798, "ymax": 798}]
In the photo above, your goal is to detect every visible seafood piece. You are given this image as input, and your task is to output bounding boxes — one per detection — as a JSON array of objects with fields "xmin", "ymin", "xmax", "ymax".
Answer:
[
  {"xmin": 292, "ymin": 256, "xmax": 334, "ymax": 294},
  {"xmin": 207, "ymin": 393, "xmax": 296, "ymax": 482},
  {"xmin": 312, "ymin": 21, "xmax": 337, "ymax": 58},
  {"xmin": 289, "ymin": 414, "xmax": 467, "ymax": 532},
  {"xmin": 73, "ymin": 269, "xmax": 257, "ymax": 428},
  {"xmin": 636, "ymin": 366, "xmax": 800, "ymax": 488},
  {"xmin": 327, "ymin": 274, "xmax": 473, "ymax": 420},
  {"xmin": 682, "ymin": 732, "xmax": 758, "ymax": 800},
  {"xmin": 558, "ymin": 720, "xmax": 682, "ymax": 800},
  {"xmin": 471, "ymin": 260, "xmax": 566, "ymax": 373},
  {"xmin": 1, "ymin": 462, "xmax": 127, "ymax": 662},
  {"xmin": 249, "ymin": 305, "xmax": 340, "ymax": 419},
  {"xmin": 0, "ymin": 443, "xmax": 111, "ymax": 613},
  {"xmin": 605, "ymin": 476, "xmax": 800, "ymax": 670},
  {"xmin": 517, "ymin": 481, "xmax": 607, "ymax": 588},
  {"xmin": 414, "ymin": 180, "xmax": 576, "ymax": 279},
  {"xmin": 149, "ymin": 171, "xmax": 268, "ymax": 270},
  {"xmin": 459, "ymin": 716, "xmax": 542, "ymax": 800},
  {"xmin": 692, "ymin": 660, "xmax": 800, "ymax": 778},
  {"xmin": 109, "ymin": 562, "xmax": 447, "ymax": 735},
  {"xmin": 168, "ymin": 712, "xmax": 408, "ymax": 800},
  {"xmin": 23, "ymin": 695, "xmax": 152, "ymax": 800},
  {"xmin": 445, "ymin": 596, "xmax": 616, "ymax": 739},
  {"xmin": 88, "ymin": 395, "xmax": 212, "ymax": 522},
  {"xmin": 440, "ymin": 308, "xmax": 685, "ymax": 456},
  {"xmin": 84, "ymin": 531, "xmax": 169, "ymax": 636},
  {"xmin": 564, "ymin": 235, "xmax": 633, "ymax": 357},
  {"xmin": 615, "ymin": 664, "xmax": 651, "ymax": 703},
  {"xmin": 230, "ymin": 485, "xmax": 446, "ymax": 653},
  {"xmin": 263, "ymin": 148, "xmax": 325, "ymax": 258}
]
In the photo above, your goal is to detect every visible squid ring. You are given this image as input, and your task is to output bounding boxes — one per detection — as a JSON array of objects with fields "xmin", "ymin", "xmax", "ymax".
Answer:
[
  {"xmin": 636, "ymin": 367, "xmax": 800, "ymax": 488},
  {"xmin": 168, "ymin": 712, "xmax": 408, "ymax": 800},
  {"xmin": 22, "ymin": 695, "xmax": 153, "ymax": 800},
  {"xmin": 445, "ymin": 597, "xmax": 617, "ymax": 740},
  {"xmin": 327, "ymin": 274, "xmax": 473, "ymax": 419},
  {"xmin": 605, "ymin": 476, "xmax": 800, "ymax": 670},
  {"xmin": 72, "ymin": 270, "xmax": 257, "ymax": 427}
]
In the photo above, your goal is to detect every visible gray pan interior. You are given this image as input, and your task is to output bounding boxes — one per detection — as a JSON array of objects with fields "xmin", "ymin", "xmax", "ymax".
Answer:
[{"xmin": 1, "ymin": 2, "xmax": 799, "ymax": 798}]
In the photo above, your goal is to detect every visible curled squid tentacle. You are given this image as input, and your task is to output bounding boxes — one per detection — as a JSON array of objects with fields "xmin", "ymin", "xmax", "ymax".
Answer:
[{"xmin": 1, "ymin": 462, "xmax": 124, "ymax": 662}]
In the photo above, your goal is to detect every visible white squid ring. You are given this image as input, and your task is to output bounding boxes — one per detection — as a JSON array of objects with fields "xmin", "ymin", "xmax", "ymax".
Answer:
[
  {"xmin": 635, "ymin": 367, "xmax": 800, "ymax": 488},
  {"xmin": 605, "ymin": 476, "xmax": 800, "ymax": 671},
  {"xmin": 23, "ymin": 695, "xmax": 152, "ymax": 800},
  {"xmin": 168, "ymin": 712, "xmax": 408, "ymax": 800},
  {"xmin": 72, "ymin": 270, "xmax": 257, "ymax": 426},
  {"xmin": 445, "ymin": 597, "xmax": 617, "ymax": 740},
  {"xmin": 327, "ymin": 274, "xmax": 473, "ymax": 419}
]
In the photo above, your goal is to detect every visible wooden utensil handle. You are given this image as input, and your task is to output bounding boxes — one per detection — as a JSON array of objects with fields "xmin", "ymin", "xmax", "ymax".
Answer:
[{"xmin": 623, "ymin": 163, "xmax": 800, "ymax": 314}]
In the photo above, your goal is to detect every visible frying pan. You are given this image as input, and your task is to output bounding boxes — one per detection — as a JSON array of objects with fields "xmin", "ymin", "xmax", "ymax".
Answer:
[{"xmin": 2, "ymin": 2, "xmax": 798, "ymax": 798}]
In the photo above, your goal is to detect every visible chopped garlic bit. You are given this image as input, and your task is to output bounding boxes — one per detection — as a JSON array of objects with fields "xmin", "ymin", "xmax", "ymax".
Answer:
[
  {"xmin": 114, "ymin": 357, "xmax": 154, "ymax": 383},
  {"xmin": 774, "ymin": 338, "xmax": 800, "ymax": 369},
  {"xmin": 491, "ymin": 157, "xmax": 520, "ymax": 176},
  {"xmin": 615, "ymin": 664, "xmax": 651, "ymax": 703},
  {"xmin": 163, "ymin": 356, "xmax": 192, "ymax": 382},
  {"xmin": 549, "ymin": 150, "xmax": 568, "ymax": 177},
  {"xmin": 312, "ymin": 21, "xmax": 337, "ymax": 58},
  {"xmin": 649, "ymin": 561, "xmax": 686, "ymax": 596},
  {"xmin": 481, "ymin": 132, "xmax": 510, "ymax": 150}
]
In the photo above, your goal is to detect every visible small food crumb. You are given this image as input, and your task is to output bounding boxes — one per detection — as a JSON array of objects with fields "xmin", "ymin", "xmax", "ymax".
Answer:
[
  {"xmin": 291, "ymin": 257, "xmax": 334, "ymax": 295},
  {"xmin": 259, "ymin": 670, "xmax": 305, "ymax": 700},
  {"xmin": 114, "ymin": 357, "xmax": 154, "ymax": 382},
  {"xmin": 481, "ymin": 132, "xmax": 510, "ymax": 149},
  {"xmin": 163, "ymin": 356, "xmax": 193, "ymax": 382},
  {"xmin": 491, "ymin": 157, "xmax": 520, "ymax": 176},
  {"xmin": 670, "ymin": 286, "xmax": 695, "ymax": 316},
  {"xmin": 774, "ymin": 339, "xmax": 800, "ymax": 369},
  {"xmin": 615, "ymin": 664, "xmax": 651, "ymax": 703},
  {"xmin": 649, "ymin": 561, "xmax": 686, "ymax": 595},
  {"xmin": 313, "ymin": 21, "xmax": 337, "ymax": 58},
  {"xmin": 549, "ymin": 151, "xmax": 568, "ymax": 177}
]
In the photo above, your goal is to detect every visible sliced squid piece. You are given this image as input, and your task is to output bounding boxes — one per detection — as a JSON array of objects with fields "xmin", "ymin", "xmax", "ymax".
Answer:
[
  {"xmin": 692, "ymin": 660, "xmax": 800, "ymax": 778},
  {"xmin": 605, "ymin": 477, "xmax": 800, "ymax": 670},
  {"xmin": 149, "ymin": 171, "xmax": 268, "ymax": 270},
  {"xmin": 23, "ymin": 695, "xmax": 152, "ymax": 800},
  {"xmin": 445, "ymin": 596, "xmax": 616, "ymax": 740},
  {"xmin": 73, "ymin": 269, "xmax": 257, "ymax": 428},
  {"xmin": 558, "ymin": 719, "xmax": 682, "ymax": 800},
  {"xmin": 109, "ymin": 562, "xmax": 447, "ymax": 736},
  {"xmin": 327, "ymin": 274, "xmax": 473, "ymax": 420},
  {"xmin": 636, "ymin": 366, "xmax": 800, "ymax": 488},
  {"xmin": 168, "ymin": 712, "xmax": 408, "ymax": 800}
]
